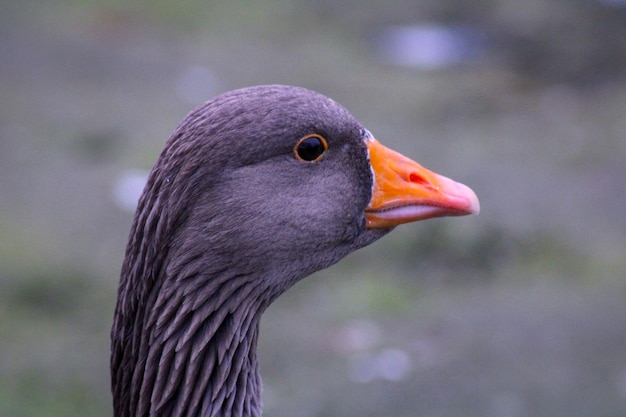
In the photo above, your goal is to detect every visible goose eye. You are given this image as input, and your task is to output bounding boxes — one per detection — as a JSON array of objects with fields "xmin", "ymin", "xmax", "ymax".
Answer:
[{"xmin": 294, "ymin": 134, "xmax": 328, "ymax": 162}]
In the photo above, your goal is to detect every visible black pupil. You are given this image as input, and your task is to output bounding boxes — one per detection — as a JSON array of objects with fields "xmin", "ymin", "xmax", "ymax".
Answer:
[{"xmin": 297, "ymin": 137, "xmax": 325, "ymax": 161}]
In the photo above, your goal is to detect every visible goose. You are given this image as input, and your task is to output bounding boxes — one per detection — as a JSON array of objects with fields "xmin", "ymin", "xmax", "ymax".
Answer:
[{"xmin": 111, "ymin": 84, "xmax": 479, "ymax": 417}]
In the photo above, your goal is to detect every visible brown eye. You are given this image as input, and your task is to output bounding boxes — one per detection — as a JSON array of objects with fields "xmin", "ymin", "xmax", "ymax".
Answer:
[{"xmin": 294, "ymin": 134, "xmax": 328, "ymax": 162}]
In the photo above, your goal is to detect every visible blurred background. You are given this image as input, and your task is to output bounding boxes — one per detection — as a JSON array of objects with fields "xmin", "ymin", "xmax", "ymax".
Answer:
[{"xmin": 1, "ymin": 0, "xmax": 625, "ymax": 416}]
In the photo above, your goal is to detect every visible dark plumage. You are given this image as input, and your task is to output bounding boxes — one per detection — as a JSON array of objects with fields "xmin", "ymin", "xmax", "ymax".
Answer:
[{"xmin": 111, "ymin": 85, "xmax": 479, "ymax": 417}]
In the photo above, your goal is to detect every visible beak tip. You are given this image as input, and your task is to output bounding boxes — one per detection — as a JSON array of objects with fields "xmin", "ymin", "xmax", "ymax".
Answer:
[
  {"xmin": 462, "ymin": 183, "xmax": 481, "ymax": 215},
  {"xmin": 439, "ymin": 176, "xmax": 480, "ymax": 216}
]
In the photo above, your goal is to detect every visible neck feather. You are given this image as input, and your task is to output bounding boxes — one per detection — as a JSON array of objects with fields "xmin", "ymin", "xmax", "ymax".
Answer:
[
  {"xmin": 112, "ymin": 163, "xmax": 274, "ymax": 417},
  {"xmin": 112, "ymin": 265, "xmax": 268, "ymax": 417}
]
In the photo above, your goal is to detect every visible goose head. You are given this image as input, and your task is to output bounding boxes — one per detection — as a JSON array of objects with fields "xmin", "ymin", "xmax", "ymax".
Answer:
[{"xmin": 111, "ymin": 85, "xmax": 479, "ymax": 417}]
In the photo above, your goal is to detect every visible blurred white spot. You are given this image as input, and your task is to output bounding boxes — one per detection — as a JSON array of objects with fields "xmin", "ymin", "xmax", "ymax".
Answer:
[
  {"xmin": 347, "ymin": 348, "xmax": 412, "ymax": 383},
  {"xmin": 376, "ymin": 23, "xmax": 486, "ymax": 70},
  {"xmin": 113, "ymin": 170, "xmax": 148, "ymax": 212},
  {"xmin": 336, "ymin": 320, "xmax": 382, "ymax": 352},
  {"xmin": 175, "ymin": 66, "xmax": 219, "ymax": 104},
  {"xmin": 377, "ymin": 349, "xmax": 411, "ymax": 381}
]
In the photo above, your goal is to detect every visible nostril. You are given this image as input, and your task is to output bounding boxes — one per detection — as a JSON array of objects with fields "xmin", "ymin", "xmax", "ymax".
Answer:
[
  {"xmin": 409, "ymin": 172, "xmax": 427, "ymax": 185},
  {"xmin": 409, "ymin": 172, "xmax": 439, "ymax": 191}
]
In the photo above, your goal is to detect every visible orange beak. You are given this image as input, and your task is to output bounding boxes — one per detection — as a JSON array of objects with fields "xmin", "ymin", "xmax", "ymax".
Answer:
[{"xmin": 365, "ymin": 138, "xmax": 480, "ymax": 229}]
